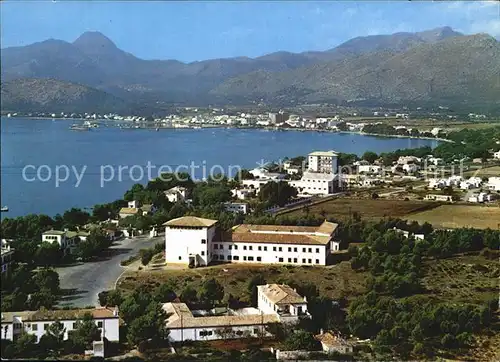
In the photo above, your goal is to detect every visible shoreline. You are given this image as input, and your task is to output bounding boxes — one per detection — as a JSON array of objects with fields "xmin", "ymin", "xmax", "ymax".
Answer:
[{"xmin": 2, "ymin": 116, "xmax": 451, "ymax": 143}]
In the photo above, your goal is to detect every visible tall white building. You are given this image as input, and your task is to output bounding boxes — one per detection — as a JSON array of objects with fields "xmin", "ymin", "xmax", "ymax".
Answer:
[
  {"xmin": 164, "ymin": 216, "xmax": 218, "ymax": 267},
  {"xmin": 1, "ymin": 239, "xmax": 14, "ymax": 274},
  {"xmin": 308, "ymin": 151, "xmax": 338, "ymax": 174}
]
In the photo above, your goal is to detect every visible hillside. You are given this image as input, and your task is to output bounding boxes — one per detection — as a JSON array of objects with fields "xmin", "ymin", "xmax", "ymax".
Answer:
[
  {"xmin": 1, "ymin": 78, "xmax": 134, "ymax": 114},
  {"xmin": 1, "ymin": 27, "xmax": 498, "ymax": 110},
  {"xmin": 212, "ymin": 34, "xmax": 500, "ymax": 110}
]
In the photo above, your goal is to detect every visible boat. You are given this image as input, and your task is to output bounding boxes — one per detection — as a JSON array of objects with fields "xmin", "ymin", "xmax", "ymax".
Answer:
[
  {"xmin": 1, "ymin": 206, "xmax": 8, "ymax": 212},
  {"xmin": 83, "ymin": 121, "xmax": 99, "ymax": 128},
  {"xmin": 155, "ymin": 128, "xmax": 159, "ymax": 131},
  {"xmin": 69, "ymin": 124, "xmax": 90, "ymax": 131}
]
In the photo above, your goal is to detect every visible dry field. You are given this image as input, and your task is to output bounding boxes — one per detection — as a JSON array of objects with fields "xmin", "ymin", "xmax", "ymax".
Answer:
[
  {"xmin": 283, "ymin": 198, "xmax": 440, "ymax": 221},
  {"xmin": 117, "ymin": 261, "xmax": 368, "ymax": 303},
  {"xmin": 407, "ymin": 204, "xmax": 500, "ymax": 229},
  {"xmin": 464, "ymin": 165, "xmax": 500, "ymax": 178}
]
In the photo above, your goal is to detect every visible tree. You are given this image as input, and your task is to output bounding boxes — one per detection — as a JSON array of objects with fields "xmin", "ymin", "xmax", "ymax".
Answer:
[
  {"xmin": 199, "ymin": 278, "xmax": 224, "ymax": 306},
  {"xmin": 259, "ymin": 181, "xmax": 298, "ymax": 207},
  {"xmin": 40, "ymin": 320, "xmax": 65, "ymax": 353},
  {"xmin": 154, "ymin": 282, "xmax": 176, "ymax": 303},
  {"xmin": 284, "ymin": 330, "xmax": 320, "ymax": 351},
  {"xmin": 62, "ymin": 208, "xmax": 90, "ymax": 228},
  {"xmin": 140, "ymin": 248, "xmax": 155, "ymax": 266},
  {"xmin": 34, "ymin": 268, "xmax": 60, "ymax": 295},
  {"xmin": 35, "ymin": 242, "xmax": 62, "ymax": 267},
  {"xmin": 69, "ymin": 313, "xmax": 101, "ymax": 351},
  {"xmin": 14, "ymin": 332, "xmax": 37, "ymax": 358},
  {"xmin": 247, "ymin": 274, "xmax": 266, "ymax": 307},
  {"xmin": 126, "ymin": 302, "xmax": 168, "ymax": 347},
  {"xmin": 362, "ymin": 151, "xmax": 378, "ymax": 164},
  {"xmin": 180, "ymin": 285, "xmax": 198, "ymax": 304}
]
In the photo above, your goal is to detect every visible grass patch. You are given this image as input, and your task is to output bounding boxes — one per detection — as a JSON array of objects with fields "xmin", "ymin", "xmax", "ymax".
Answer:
[
  {"xmin": 117, "ymin": 262, "xmax": 368, "ymax": 303},
  {"xmin": 407, "ymin": 204, "xmax": 500, "ymax": 229},
  {"xmin": 464, "ymin": 165, "xmax": 500, "ymax": 178},
  {"xmin": 283, "ymin": 198, "xmax": 440, "ymax": 221}
]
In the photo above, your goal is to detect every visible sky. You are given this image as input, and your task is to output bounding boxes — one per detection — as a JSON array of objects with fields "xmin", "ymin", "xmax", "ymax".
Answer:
[{"xmin": 1, "ymin": 1, "xmax": 499, "ymax": 62}]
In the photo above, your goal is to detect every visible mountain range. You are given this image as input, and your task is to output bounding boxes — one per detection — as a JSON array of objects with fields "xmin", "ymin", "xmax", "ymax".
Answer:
[{"xmin": 1, "ymin": 26, "xmax": 499, "ymax": 113}]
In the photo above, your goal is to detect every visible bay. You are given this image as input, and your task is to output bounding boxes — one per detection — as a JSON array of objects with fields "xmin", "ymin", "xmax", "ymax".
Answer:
[{"xmin": 0, "ymin": 117, "xmax": 438, "ymax": 217}]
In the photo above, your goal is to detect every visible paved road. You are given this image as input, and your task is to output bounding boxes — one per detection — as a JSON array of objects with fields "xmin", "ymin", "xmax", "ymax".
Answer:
[{"xmin": 56, "ymin": 235, "xmax": 163, "ymax": 307}]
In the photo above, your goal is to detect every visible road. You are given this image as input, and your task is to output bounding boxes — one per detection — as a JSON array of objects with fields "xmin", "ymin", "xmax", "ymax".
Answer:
[{"xmin": 56, "ymin": 234, "xmax": 163, "ymax": 308}]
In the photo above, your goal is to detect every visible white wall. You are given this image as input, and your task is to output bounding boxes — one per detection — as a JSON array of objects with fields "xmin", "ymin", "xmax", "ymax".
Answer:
[
  {"xmin": 165, "ymin": 226, "xmax": 215, "ymax": 266},
  {"xmin": 212, "ymin": 242, "xmax": 328, "ymax": 266},
  {"xmin": 168, "ymin": 324, "xmax": 270, "ymax": 342},
  {"xmin": 42, "ymin": 234, "xmax": 64, "ymax": 247}
]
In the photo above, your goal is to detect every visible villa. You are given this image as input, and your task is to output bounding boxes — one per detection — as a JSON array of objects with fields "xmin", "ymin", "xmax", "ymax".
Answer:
[
  {"xmin": 163, "ymin": 216, "xmax": 339, "ymax": 268},
  {"xmin": 163, "ymin": 283, "xmax": 309, "ymax": 342},
  {"xmin": 42, "ymin": 229, "xmax": 89, "ymax": 255},
  {"xmin": 1, "ymin": 239, "xmax": 14, "ymax": 274}
]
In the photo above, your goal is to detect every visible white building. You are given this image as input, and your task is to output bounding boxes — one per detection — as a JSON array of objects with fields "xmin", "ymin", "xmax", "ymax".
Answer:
[
  {"xmin": 315, "ymin": 331, "xmax": 354, "ymax": 354},
  {"xmin": 164, "ymin": 216, "xmax": 218, "ymax": 267},
  {"xmin": 42, "ymin": 229, "xmax": 89, "ymax": 255},
  {"xmin": 213, "ymin": 221, "xmax": 339, "ymax": 266},
  {"xmin": 289, "ymin": 172, "xmax": 339, "ymax": 196},
  {"xmin": 1, "ymin": 307, "xmax": 120, "ymax": 343},
  {"xmin": 397, "ymin": 156, "xmax": 421, "ymax": 165},
  {"xmin": 164, "ymin": 216, "xmax": 339, "ymax": 267},
  {"xmin": 424, "ymin": 194, "xmax": 453, "ymax": 202},
  {"xmin": 493, "ymin": 151, "xmax": 500, "ymax": 160},
  {"xmin": 164, "ymin": 186, "xmax": 188, "ymax": 203},
  {"xmin": 163, "ymin": 283, "xmax": 309, "ymax": 342},
  {"xmin": 486, "ymin": 177, "xmax": 500, "ymax": 191},
  {"xmin": 1, "ymin": 239, "xmax": 14, "ymax": 274},
  {"xmin": 358, "ymin": 165, "xmax": 382, "ymax": 174},
  {"xmin": 308, "ymin": 151, "xmax": 338, "ymax": 174},
  {"xmin": 224, "ymin": 202, "xmax": 249, "ymax": 214},
  {"xmin": 402, "ymin": 163, "xmax": 419, "ymax": 173},
  {"xmin": 231, "ymin": 187, "xmax": 256, "ymax": 200}
]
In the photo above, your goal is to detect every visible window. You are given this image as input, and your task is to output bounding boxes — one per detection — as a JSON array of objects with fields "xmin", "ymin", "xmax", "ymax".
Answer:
[
  {"xmin": 97, "ymin": 321, "xmax": 103, "ymax": 328},
  {"xmin": 303, "ymin": 247, "xmax": 306, "ymax": 252},
  {"xmin": 288, "ymin": 247, "xmax": 292, "ymax": 252},
  {"xmin": 257, "ymin": 256, "xmax": 262, "ymax": 262},
  {"xmin": 233, "ymin": 256, "xmax": 239, "ymax": 260},
  {"xmin": 249, "ymin": 246, "xmax": 253, "ymax": 250},
  {"xmin": 273, "ymin": 247, "xmax": 277, "ymax": 251},
  {"xmin": 278, "ymin": 257, "xmax": 284, "ymax": 262},
  {"xmin": 73, "ymin": 322, "xmax": 77, "ymax": 329},
  {"xmin": 44, "ymin": 323, "xmax": 49, "ymax": 331},
  {"xmin": 243, "ymin": 246, "xmax": 247, "ymax": 250},
  {"xmin": 248, "ymin": 256, "xmax": 254, "ymax": 261},
  {"xmin": 308, "ymin": 248, "xmax": 312, "ymax": 253},
  {"xmin": 214, "ymin": 244, "xmax": 218, "ymax": 249},
  {"xmin": 234, "ymin": 245, "xmax": 238, "ymax": 250},
  {"xmin": 213, "ymin": 255, "xmax": 219, "ymax": 260},
  {"xmin": 227, "ymin": 255, "xmax": 232, "ymax": 261},
  {"xmin": 288, "ymin": 258, "xmax": 292, "ymax": 263},
  {"xmin": 258, "ymin": 246, "xmax": 262, "ymax": 251},
  {"xmin": 308, "ymin": 259, "xmax": 312, "ymax": 263},
  {"xmin": 293, "ymin": 258, "xmax": 297, "ymax": 263},
  {"xmin": 228, "ymin": 245, "xmax": 232, "ymax": 250},
  {"xmin": 316, "ymin": 248, "xmax": 320, "ymax": 253},
  {"xmin": 315, "ymin": 259, "xmax": 320, "ymax": 264},
  {"xmin": 253, "ymin": 328, "xmax": 259, "ymax": 334},
  {"xmin": 279, "ymin": 247, "xmax": 282, "ymax": 252},
  {"xmin": 264, "ymin": 246, "xmax": 267, "ymax": 251},
  {"xmin": 243, "ymin": 256, "xmax": 247, "ymax": 261},
  {"xmin": 219, "ymin": 255, "xmax": 224, "ymax": 260},
  {"xmin": 201, "ymin": 239, "xmax": 206, "ymax": 244},
  {"xmin": 201, "ymin": 251, "xmax": 205, "ymax": 256},
  {"xmin": 220, "ymin": 245, "xmax": 224, "ymax": 250},
  {"xmin": 178, "ymin": 256, "xmax": 182, "ymax": 260},
  {"xmin": 32, "ymin": 324, "xmax": 38, "ymax": 331},
  {"xmin": 294, "ymin": 247, "xmax": 297, "ymax": 252}
]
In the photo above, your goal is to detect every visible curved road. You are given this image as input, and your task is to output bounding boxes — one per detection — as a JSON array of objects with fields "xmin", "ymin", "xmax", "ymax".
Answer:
[{"xmin": 56, "ymin": 234, "xmax": 163, "ymax": 307}]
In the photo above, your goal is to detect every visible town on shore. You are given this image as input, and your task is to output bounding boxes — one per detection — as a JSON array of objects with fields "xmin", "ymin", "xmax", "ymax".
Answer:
[{"xmin": 1, "ymin": 124, "xmax": 500, "ymax": 361}]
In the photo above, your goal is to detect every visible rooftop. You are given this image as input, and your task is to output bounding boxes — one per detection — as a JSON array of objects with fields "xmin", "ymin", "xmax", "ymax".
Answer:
[
  {"xmin": 315, "ymin": 332, "xmax": 353, "ymax": 348},
  {"xmin": 162, "ymin": 303, "xmax": 278, "ymax": 329},
  {"xmin": 164, "ymin": 216, "xmax": 218, "ymax": 228},
  {"xmin": 228, "ymin": 221, "xmax": 337, "ymax": 245},
  {"xmin": 309, "ymin": 150, "xmax": 338, "ymax": 157},
  {"xmin": 119, "ymin": 207, "xmax": 139, "ymax": 215},
  {"xmin": 42, "ymin": 230, "xmax": 66, "ymax": 236},
  {"xmin": 1, "ymin": 307, "xmax": 118, "ymax": 322},
  {"xmin": 259, "ymin": 284, "xmax": 306, "ymax": 305}
]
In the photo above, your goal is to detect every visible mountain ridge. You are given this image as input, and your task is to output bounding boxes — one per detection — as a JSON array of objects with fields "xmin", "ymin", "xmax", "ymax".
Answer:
[{"xmin": 1, "ymin": 27, "xmax": 498, "ymax": 111}]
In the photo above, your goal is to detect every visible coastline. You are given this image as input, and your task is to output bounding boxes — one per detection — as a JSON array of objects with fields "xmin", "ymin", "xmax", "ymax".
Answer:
[{"xmin": 2, "ymin": 115, "xmax": 451, "ymax": 143}]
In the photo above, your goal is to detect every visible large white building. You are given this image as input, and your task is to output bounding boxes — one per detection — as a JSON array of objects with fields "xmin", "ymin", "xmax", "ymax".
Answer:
[
  {"xmin": 1, "ymin": 239, "xmax": 14, "ymax": 274},
  {"xmin": 163, "ymin": 283, "xmax": 308, "ymax": 342},
  {"xmin": 164, "ymin": 216, "xmax": 218, "ymax": 267},
  {"xmin": 164, "ymin": 216, "xmax": 339, "ymax": 267},
  {"xmin": 1, "ymin": 307, "xmax": 120, "ymax": 343},
  {"xmin": 308, "ymin": 151, "xmax": 338, "ymax": 174},
  {"xmin": 290, "ymin": 172, "xmax": 340, "ymax": 195},
  {"xmin": 42, "ymin": 229, "xmax": 89, "ymax": 255}
]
